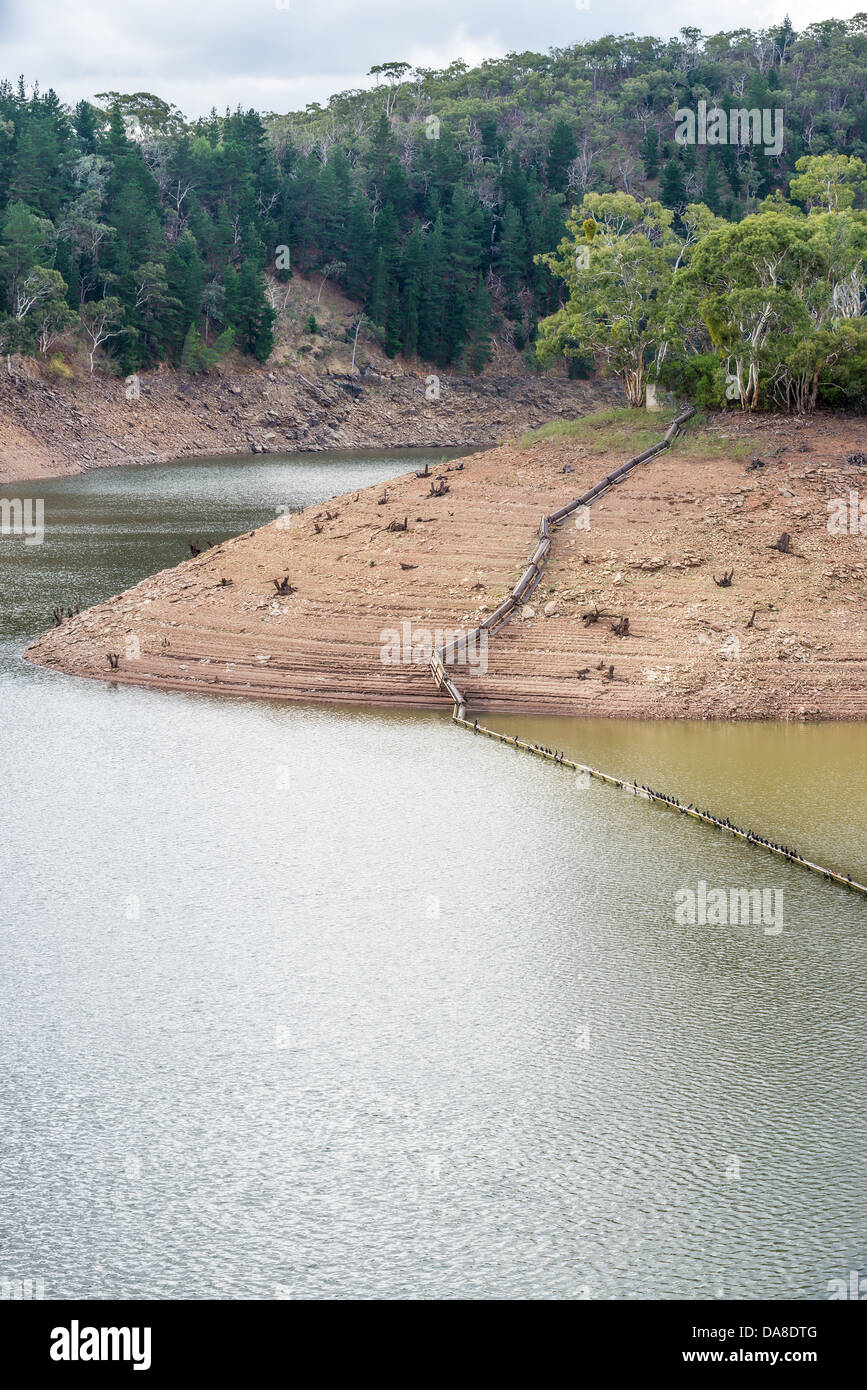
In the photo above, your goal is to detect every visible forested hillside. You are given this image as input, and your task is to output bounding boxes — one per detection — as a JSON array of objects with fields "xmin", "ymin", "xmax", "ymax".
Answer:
[{"xmin": 0, "ymin": 17, "xmax": 864, "ymax": 409}]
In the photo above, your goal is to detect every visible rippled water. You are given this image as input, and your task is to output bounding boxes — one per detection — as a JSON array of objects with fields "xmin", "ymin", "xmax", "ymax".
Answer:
[{"xmin": 1, "ymin": 452, "xmax": 865, "ymax": 1300}]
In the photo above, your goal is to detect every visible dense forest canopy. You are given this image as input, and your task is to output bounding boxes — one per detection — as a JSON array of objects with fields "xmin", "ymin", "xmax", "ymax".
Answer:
[{"xmin": 0, "ymin": 17, "xmax": 864, "ymax": 409}]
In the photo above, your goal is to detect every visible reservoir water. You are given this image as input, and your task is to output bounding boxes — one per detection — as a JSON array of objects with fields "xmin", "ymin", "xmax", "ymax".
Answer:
[{"xmin": 1, "ymin": 451, "xmax": 865, "ymax": 1300}]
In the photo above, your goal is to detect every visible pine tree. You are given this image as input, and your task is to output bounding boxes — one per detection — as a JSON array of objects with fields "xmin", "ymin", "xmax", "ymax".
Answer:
[
  {"xmin": 384, "ymin": 290, "xmax": 401, "ymax": 358},
  {"xmin": 535, "ymin": 199, "xmax": 568, "ymax": 314},
  {"xmin": 343, "ymin": 193, "xmax": 374, "ymax": 300},
  {"xmin": 11, "ymin": 117, "xmax": 67, "ymax": 219},
  {"xmin": 367, "ymin": 247, "xmax": 387, "ymax": 326},
  {"xmin": 307, "ymin": 161, "xmax": 343, "ymax": 257},
  {"xmin": 0, "ymin": 200, "xmax": 56, "ymax": 315},
  {"xmin": 547, "ymin": 121, "xmax": 577, "ymax": 193},
  {"xmin": 479, "ymin": 116, "xmax": 502, "ymax": 165},
  {"xmin": 441, "ymin": 187, "xmax": 484, "ymax": 364},
  {"xmin": 498, "ymin": 203, "xmax": 526, "ymax": 289},
  {"xmin": 383, "ymin": 158, "xmax": 411, "ymax": 226},
  {"xmin": 399, "ymin": 225, "xmax": 423, "ymax": 358},
  {"xmin": 418, "ymin": 213, "xmax": 445, "ymax": 362},
  {"xmin": 228, "ymin": 261, "xmax": 274, "ymax": 360},
  {"xmin": 101, "ymin": 105, "xmax": 132, "ymax": 161},
  {"xmin": 367, "ymin": 111, "xmax": 397, "ymax": 189},
  {"xmin": 703, "ymin": 155, "xmax": 723, "ymax": 214},
  {"xmin": 73, "ymin": 100, "xmax": 98, "ymax": 155},
  {"xmin": 369, "ymin": 201, "xmax": 401, "ymax": 348},
  {"xmin": 639, "ymin": 128, "xmax": 660, "ymax": 180},
  {"xmin": 498, "ymin": 202, "xmax": 526, "ymax": 318},
  {"xmin": 164, "ymin": 232, "xmax": 205, "ymax": 355},
  {"xmin": 465, "ymin": 275, "xmax": 492, "ymax": 373},
  {"xmin": 180, "ymin": 322, "xmax": 206, "ymax": 372},
  {"xmin": 720, "ymin": 144, "xmax": 741, "ymax": 197},
  {"xmin": 660, "ymin": 158, "xmax": 686, "ymax": 211}
]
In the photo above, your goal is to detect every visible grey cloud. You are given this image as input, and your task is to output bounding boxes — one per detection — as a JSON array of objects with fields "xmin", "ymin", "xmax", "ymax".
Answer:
[{"xmin": 0, "ymin": 0, "xmax": 845, "ymax": 116}]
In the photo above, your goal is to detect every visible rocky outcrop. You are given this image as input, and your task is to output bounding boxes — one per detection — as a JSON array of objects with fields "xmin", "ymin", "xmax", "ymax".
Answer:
[{"xmin": 0, "ymin": 358, "xmax": 619, "ymax": 484}]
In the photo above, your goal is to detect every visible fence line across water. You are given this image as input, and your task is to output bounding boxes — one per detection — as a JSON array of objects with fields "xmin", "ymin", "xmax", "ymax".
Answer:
[{"xmin": 427, "ymin": 406, "xmax": 867, "ymax": 899}]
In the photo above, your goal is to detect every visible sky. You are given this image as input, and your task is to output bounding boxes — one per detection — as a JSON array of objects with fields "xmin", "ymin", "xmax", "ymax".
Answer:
[{"xmin": 0, "ymin": 0, "xmax": 859, "ymax": 118}]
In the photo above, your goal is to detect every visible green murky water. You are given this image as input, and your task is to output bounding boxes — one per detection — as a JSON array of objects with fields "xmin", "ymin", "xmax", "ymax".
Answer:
[{"xmin": 1, "ymin": 452, "xmax": 865, "ymax": 1300}]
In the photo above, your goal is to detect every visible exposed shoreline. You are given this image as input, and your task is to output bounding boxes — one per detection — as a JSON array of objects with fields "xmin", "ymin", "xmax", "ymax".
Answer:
[
  {"xmin": 24, "ymin": 407, "xmax": 867, "ymax": 722},
  {"xmin": 0, "ymin": 359, "xmax": 617, "ymax": 485}
]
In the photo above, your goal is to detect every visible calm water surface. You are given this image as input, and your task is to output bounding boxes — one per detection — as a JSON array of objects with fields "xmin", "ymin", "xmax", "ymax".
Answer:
[{"xmin": 1, "ymin": 451, "xmax": 865, "ymax": 1300}]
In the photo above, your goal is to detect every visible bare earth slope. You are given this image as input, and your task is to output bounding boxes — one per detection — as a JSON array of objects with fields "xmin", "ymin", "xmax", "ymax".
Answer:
[
  {"xmin": 25, "ymin": 412, "xmax": 867, "ymax": 720},
  {"xmin": 0, "ymin": 360, "xmax": 619, "ymax": 485}
]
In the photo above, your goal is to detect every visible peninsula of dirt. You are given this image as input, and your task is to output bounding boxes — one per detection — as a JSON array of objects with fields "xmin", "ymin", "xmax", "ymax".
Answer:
[{"xmin": 25, "ymin": 409, "xmax": 867, "ymax": 721}]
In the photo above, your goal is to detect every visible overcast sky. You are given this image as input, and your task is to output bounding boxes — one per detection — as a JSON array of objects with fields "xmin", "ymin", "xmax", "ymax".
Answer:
[{"xmin": 0, "ymin": 0, "xmax": 858, "ymax": 117}]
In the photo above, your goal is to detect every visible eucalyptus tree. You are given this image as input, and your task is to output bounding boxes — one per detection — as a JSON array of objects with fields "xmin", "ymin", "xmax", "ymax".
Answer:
[
  {"xmin": 535, "ymin": 192, "xmax": 695, "ymax": 405},
  {"xmin": 685, "ymin": 211, "xmax": 817, "ymax": 409}
]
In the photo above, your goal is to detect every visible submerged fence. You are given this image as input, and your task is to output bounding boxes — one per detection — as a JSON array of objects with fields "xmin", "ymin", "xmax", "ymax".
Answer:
[{"xmin": 428, "ymin": 407, "xmax": 867, "ymax": 899}]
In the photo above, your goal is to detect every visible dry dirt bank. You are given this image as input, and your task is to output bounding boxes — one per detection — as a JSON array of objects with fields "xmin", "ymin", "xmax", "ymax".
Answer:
[
  {"xmin": 25, "ymin": 409, "xmax": 867, "ymax": 720},
  {"xmin": 0, "ymin": 357, "xmax": 617, "ymax": 485}
]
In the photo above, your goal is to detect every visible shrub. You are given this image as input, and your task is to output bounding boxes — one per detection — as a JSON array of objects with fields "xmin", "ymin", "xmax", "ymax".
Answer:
[
  {"xmin": 566, "ymin": 351, "xmax": 595, "ymax": 380},
  {"xmin": 659, "ymin": 352, "xmax": 726, "ymax": 409},
  {"xmin": 816, "ymin": 322, "xmax": 867, "ymax": 410},
  {"xmin": 180, "ymin": 325, "xmax": 235, "ymax": 373},
  {"xmin": 46, "ymin": 354, "xmax": 73, "ymax": 381}
]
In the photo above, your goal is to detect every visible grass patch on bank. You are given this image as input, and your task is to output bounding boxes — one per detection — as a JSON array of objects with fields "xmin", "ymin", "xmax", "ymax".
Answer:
[
  {"xmin": 518, "ymin": 406, "xmax": 661, "ymax": 452},
  {"xmin": 516, "ymin": 407, "xmax": 752, "ymax": 461}
]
